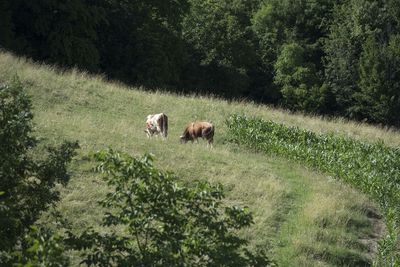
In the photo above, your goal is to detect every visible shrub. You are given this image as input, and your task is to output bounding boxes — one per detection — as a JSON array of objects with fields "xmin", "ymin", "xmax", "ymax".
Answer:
[
  {"xmin": 67, "ymin": 149, "xmax": 273, "ymax": 267},
  {"xmin": 0, "ymin": 79, "xmax": 79, "ymax": 265}
]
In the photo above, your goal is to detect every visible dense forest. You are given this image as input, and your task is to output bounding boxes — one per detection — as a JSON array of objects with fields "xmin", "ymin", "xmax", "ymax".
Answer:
[{"xmin": 1, "ymin": 0, "xmax": 400, "ymax": 126}]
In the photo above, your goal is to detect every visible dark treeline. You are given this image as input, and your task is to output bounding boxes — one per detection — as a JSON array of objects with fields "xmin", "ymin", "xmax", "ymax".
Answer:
[{"xmin": 1, "ymin": 0, "xmax": 400, "ymax": 126}]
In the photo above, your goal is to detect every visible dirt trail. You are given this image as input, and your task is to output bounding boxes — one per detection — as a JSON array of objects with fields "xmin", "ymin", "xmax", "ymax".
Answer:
[{"xmin": 359, "ymin": 206, "xmax": 385, "ymax": 262}]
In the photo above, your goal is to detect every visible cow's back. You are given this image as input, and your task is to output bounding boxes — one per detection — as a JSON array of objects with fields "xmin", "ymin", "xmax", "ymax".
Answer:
[
  {"xmin": 195, "ymin": 122, "xmax": 214, "ymax": 140},
  {"xmin": 192, "ymin": 123, "xmax": 203, "ymax": 138}
]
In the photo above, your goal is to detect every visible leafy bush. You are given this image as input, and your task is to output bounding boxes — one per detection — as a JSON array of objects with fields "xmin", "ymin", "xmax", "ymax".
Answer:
[
  {"xmin": 12, "ymin": 226, "xmax": 69, "ymax": 267},
  {"xmin": 68, "ymin": 149, "xmax": 273, "ymax": 267},
  {"xmin": 0, "ymin": 80, "xmax": 79, "ymax": 265},
  {"xmin": 226, "ymin": 114, "xmax": 400, "ymax": 265}
]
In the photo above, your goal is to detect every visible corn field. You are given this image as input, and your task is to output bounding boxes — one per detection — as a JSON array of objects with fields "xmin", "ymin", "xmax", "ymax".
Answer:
[{"xmin": 226, "ymin": 114, "xmax": 400, "ymax": 266}]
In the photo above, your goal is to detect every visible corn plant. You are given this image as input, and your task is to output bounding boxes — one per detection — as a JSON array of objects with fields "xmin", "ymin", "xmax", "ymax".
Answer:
[{"xmin": 226, "ymin": 114, "xmax": 400, "ymax": 265}]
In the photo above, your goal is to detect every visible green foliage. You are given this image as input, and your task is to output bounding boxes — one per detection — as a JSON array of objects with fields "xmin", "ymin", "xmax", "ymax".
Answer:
[
  {"xmin": 96, "ymin": 0, "xmax": 189, "ymax": 87},
  {"xmin": 251, "ymin": 0, "xmax": 337, "ymax": 106},
  {"xmin": 226, "ymin": 114, "xmax": 400, "ymax": 265},
  {"xmin": 13, "ymin": 226, "xmax": 69, "ymax": 267},
  {"xmin": 324, "ymin": 0, "xmax": 400, "ymax": 125},
  {"xmin": 274, "ymin": 43, "xmax": 327, "ymax": 112},
  {"xmin": 68, "ymin": 149, "xmax": 273, "ymax": 266},
  {"xmin": 375, "ymin": 208, "xmax": 400, "ymax": 267},
  {"xmin": 6, "ymin": 0, "xmax": 102, "ymax": 71},
  {"xmin": 2, "ymin": 0, "xmax": 189, "ymax": 86},
  {"xmin": 355, "ymin": 34, "xmax": 400, "ymax": 124},
  {"xmin": 182, "ymin": 0, "xmax": 258, "ymax": 97},
  {"xmin": 0, "ymin": 79, "xmax": 79, "ymax": 265},
  {"xmin": 0, "ymin": 0, "xmax": 13, "ymax": 49},
  {"xmin": 2, "ymin": 0, "xmax": 400, "ymax": 123}
]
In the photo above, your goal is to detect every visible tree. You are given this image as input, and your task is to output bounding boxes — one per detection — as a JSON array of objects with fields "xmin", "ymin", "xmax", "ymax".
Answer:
[
  {"xmin": 182, "ymin": 0, "xmax": 259, "ymax": 97},
  {"xmin": 0, "ymin": 0, "xmax": 14, "ymax": 50},
  {"xmin": 3, "ymin": 0, "xmax": 103, "ymax": 71},
  {"xmin": 274, "ymin": 43, "xmax": 327, "ymax": 112},
  {"xmin": 324, "ymin": 0, "xmax": 400, "ymax": 125},
  {"xmin": 355, "ymin": 34, "xmax": 400, "ymax": 125},
  {"xmin": 95, "ymin": 0, "xmax": 189, "ymax": 88},
  {"xmin": 323, "ymin": 0, "xmax": 388, "ymax": 116},
  {"xmin": 251, "ymin": 0, "xmax": 339, "ymax": 107},
  {"xmin": 0, "ymin": 79, "xmax": 79, "ymax": 264},
  {"xmin": 68, "ymin": 149, "xmax": 273, "ymax": 266}
]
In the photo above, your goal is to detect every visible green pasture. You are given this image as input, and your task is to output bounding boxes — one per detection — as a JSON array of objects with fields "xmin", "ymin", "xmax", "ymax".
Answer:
[{"xmin": 1, "ymin": 52, "xmax": 399, "ymax": 266}]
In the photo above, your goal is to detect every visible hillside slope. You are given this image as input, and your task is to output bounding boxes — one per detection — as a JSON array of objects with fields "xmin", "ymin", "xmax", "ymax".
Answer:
[{"xmin": 1, "ymin": 52, "xmax": 398, "ymax": 266}]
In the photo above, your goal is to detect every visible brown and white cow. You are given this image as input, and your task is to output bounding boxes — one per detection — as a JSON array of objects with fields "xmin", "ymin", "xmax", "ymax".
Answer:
[
  {"xmin": 180, "ymin": 121, "xmax": 214, "ymax": 147},
  {"xmin": 145, "ymin": 113, "xmax": 168, "ymax": 139}
]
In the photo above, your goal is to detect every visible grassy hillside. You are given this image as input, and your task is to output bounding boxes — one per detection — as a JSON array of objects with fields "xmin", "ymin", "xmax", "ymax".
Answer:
[{"xmin": 1, "ymin": 52, "xmax": 399, "ymax": 266}]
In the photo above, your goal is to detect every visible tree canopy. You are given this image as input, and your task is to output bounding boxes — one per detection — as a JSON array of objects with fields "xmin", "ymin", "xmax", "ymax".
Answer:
[{"xmin": 1, "ymin": 0, "xmax": 400, "ymax": 125}]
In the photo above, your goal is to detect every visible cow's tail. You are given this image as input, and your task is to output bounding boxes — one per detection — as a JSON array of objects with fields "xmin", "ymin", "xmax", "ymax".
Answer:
[{"xmin": 162, "ymin": 113, "xmax": 168, "ymax": 138}]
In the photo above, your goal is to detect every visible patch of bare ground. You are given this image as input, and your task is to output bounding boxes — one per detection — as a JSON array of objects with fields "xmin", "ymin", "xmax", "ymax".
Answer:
[{"xmin": 359, "ymin": 206, "xmax": 385, "ymax": 262}]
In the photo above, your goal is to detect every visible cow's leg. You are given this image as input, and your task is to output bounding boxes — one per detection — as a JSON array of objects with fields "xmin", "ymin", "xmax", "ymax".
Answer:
[
  {"xmin": 207, "ymin": 138, "xmax": 214, "ymax": 148},
  {"xmin": 156, "ymin": 126, "xmax": 162, "ymax": 139},
  {"xmin": 145, "ymin": 129, "xmax": 151, "ymax": 138}
]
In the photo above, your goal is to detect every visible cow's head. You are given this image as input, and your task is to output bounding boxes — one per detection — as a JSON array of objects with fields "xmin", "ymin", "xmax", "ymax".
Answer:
[{"xmin": 179, "ymin": 135, "xmax": 188, "ymax": 144}]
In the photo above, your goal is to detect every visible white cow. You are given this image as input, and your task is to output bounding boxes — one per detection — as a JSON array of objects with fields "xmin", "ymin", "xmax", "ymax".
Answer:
[{"xmin": 145, "ymin": 113, "xmax": 168, "ymax": 139}]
